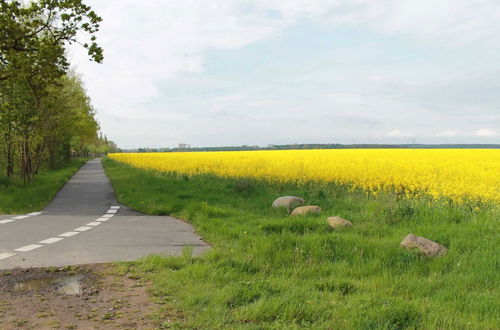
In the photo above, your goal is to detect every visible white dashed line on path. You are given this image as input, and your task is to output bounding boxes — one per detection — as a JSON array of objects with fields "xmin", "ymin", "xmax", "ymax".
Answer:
[
  {"xmin": 75, "ymin": 226, "xmax": 92, "ymax": 232},
  {"xmin": 0, "ymin": 211, "xmax": 116, "ymax": 261},
  {"xmin": 0, "ymin": 253, "xmax": 16, "ymax": 260},
  {"xmin": 39, "ymin": 237, "xmax": 64, "ymax": 244},
  {"xmin": 27, "ymin": 212, "xmax": 43, "ymax": 216},
  {"xmin": 110, "ymin": 206, "xmax": 120, "ymax": 209},
  {"xmin": 15, "ymin": 244, "xmax": 43, "ymax": 252},
  {"xmin": 59, "ymin": 231, "xmax": 79, "ymax": 237},
  {"xmin": 0, "ymin": 211, "xmax": 43, "ymax": 226},
  {"xmin": 13, "ymin": 215, "xmax": 29, "ymax": 220}
]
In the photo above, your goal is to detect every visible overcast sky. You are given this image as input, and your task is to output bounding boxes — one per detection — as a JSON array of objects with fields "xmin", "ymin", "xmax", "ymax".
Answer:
[{"xmin": 69, "ymin": 0, "xmax": 500, "ymax": 148}]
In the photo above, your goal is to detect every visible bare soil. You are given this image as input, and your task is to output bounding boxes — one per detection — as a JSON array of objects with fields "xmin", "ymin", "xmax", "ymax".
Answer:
[{"xmin": 0, "ymin": 264, "xmax": 160, "ymax": 329}]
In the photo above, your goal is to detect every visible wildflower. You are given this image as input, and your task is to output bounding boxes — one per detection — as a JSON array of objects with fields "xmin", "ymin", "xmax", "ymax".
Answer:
[{"xmin": 109, "ymin": 149, "xmax": 500, "ymax": 204}]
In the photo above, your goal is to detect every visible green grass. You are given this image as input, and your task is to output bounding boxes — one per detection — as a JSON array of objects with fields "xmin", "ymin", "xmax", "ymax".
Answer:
[
  {"xmin": 103, "ymin": 158, "xmax": 500, "ymax": 329},
  {"xmin": 0, "ymin": 159, "xmax": 87, "ymax": 214}
]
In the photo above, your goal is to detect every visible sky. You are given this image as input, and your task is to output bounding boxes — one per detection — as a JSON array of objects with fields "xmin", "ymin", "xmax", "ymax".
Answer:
[{"xmin": 69, "ymin": 0, "xmax": 500, "ymax": 148}]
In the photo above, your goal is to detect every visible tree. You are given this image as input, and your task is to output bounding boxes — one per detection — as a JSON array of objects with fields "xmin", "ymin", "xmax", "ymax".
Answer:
[
  {"xmin": 42, "ymin": 72, "xmax": 99, "ymax": 168},
  {"xmin": 0, "ymin": 0, "xmax": 103, "ymax": 76},
  {"xmin": 0, "ymin": 0, "xmax": 103, "ymax": 182}
]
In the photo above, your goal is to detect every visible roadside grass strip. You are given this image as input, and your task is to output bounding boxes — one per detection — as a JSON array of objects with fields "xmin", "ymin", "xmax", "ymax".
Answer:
[
  {"xmin": 39, "ymin": 237, "xmax": 64, "ymax": 244},
  {"xmin": 15, "ymin": 244, "xmax": 43, "ymax": 252},
  {"xmin": 0, "ymin": 253, "xmax": 16, "ymax": 260},
  {"xmin": 103, "ymin": 158, "xmax": 500, "ymax": 329}
]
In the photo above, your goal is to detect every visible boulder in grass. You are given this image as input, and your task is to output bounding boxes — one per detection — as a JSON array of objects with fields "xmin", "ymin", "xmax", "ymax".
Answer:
[
  {"xmin": 272, "ymin": 196, "xmax": 305, "ymax": 210},
  {"xmin": 327, "ymin": 216, "xmax": 353, "ymax": 229},
  {"xmin": 291, "ymin": 205, "xmax": 321, "ymax": 216},
  {"xmin": 400, "ymin": 234, "xmax": 447, "ymax": 257}
]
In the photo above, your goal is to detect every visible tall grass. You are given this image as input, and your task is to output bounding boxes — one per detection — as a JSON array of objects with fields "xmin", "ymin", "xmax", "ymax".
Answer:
[
  {"xmin": 0, "ymin": 159, "xmax": 86, "ymax": 214},
  {"xmin": 104, "ymin": 158, "xmax": 500, "ymax": 329}
]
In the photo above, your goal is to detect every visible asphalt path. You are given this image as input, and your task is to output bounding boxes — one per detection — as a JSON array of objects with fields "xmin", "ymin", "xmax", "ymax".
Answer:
[{"xmin": 0, "ymin": 159, "xmax": 209, "ymax": 270}]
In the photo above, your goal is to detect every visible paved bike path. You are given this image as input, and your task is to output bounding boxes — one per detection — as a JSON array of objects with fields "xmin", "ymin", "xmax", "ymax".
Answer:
[{"xmin": 0, "ymin": 159, "xmax": 208, "ymax": 269}]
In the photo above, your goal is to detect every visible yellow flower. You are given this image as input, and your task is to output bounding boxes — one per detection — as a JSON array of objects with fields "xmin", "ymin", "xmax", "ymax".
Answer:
[{"xmin": 109, "ymin": 149, "xmax": 500, "ymax": 205}]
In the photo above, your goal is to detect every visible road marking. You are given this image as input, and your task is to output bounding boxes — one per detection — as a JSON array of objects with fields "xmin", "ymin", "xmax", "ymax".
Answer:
[
  {"xmin": 107, "ymin": 209, "xmax": 118, "ymax": 214},
  {"xmin": 95, "ymin": 217, "xmax": 109, "ymax": 222},
  {"xmin": 86, "ymin": 222, "xmax": 101, "ymax": 226},
  {"xmin": 39, "ymin": 237, "xmax": 64, "ymax": 244},
  {"xmin": 59, "ymin": 231, "xmax": 79, "ymax": 237},
  {"xmin": 27, "ymin": 212, "xmax": 42, "ymax": 216},
  {"xmin": 15, "ymin": 244, "xmax": 43, "ymax": 252},
  {"xmin": 75, "ymin": 226, "xmax": 92, "ymax": 232},
  {"xmin": 0, "ymin": 253, "xmax": 16, "ymax": 260},
  {"xmin": 110, "ymin": 206, "xmax": 120, "ymax": 209},
  {"xmin": 0, "ymin": 212, "xmax": 42, "ymax": 225},
  {"xmin": 102, "ymin": 214, "xmax": 114, "ymax": 218}
]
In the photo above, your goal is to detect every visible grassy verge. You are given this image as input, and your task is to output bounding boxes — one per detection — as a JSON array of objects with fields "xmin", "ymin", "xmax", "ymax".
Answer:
[
  {"xmin": 104, "ymin": 158, "xmax": 499, "ymax": 329},
  {"xmin": 0, "ymin": 159, "xmax": 87, "ymax": 214}
]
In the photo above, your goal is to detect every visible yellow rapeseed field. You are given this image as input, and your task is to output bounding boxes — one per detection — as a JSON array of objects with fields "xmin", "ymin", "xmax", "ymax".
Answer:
[{"xmin": 109, "ymin": 149, "xmax": 500, "ymax": 204}]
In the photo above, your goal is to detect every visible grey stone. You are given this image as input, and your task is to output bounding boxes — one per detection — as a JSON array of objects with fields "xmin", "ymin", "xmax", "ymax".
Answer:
[
  {"xmin": 291, "ymin": 205, "xmax": 321, "ymax": 216},
  {"xmin": 400, "ymin": 234, "xmax": 447, "ymax": 257},
  {"xmin": 272, "ymin": 196, "xmax": 305, "ymax": 209},
  {"xmin": 327, "ymin": 216, "xmax": 353, "ymax": 228}
]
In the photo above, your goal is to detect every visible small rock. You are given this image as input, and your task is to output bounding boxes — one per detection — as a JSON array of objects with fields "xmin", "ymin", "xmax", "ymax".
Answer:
[
  {"xmin": 327, "ymin": 216, "xmax": 353, "ymax": 228},
  {"xmin": 291, "ymin": 205, "xmax": 321, "ymax": 216},
  {"xmin": 400, "ymin": 234, "xmax": 447, "ymax": 257},
  {"xmin": 272, "ymin": 196, "xmax": 305, "ymax": 209}
]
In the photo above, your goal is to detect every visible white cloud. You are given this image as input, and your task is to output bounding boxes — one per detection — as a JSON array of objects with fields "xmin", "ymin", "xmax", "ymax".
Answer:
[
  {"xmin": 385, "ymin": 130, "xmax": 412, "ymax": 137},
  {"xmin": 72, "ymin": 0, "xmax": 500, "ymax": 100},
  {"xmin": 71, "ymin": 1, "xmax": 282, "ymax": 108},
  {"xmin": 474, "ymin": 129, "xmax": 498, "ymax": 137},
  {"xmin": 327, "ymin": 0, "xmax": 500, "ymax": 45},
  {"xmin": 67, "ymin": 0, "xmax": 500, "ymax": 147},
  {"xmin": 434, "ymin": 130, "xmax": 459, "ymax": 137}
]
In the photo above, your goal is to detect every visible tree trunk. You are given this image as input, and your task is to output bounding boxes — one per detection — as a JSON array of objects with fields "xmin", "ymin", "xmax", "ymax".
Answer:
[
  {"xmin": 6, "ymin": 138, "xmax": 13, "ymax": 178},
  {"xmin": 2, "ymin": 107, "xmax": 15, "ymax": 179},
  {"xmin": 33, "ymin": 140, "xmax": 45, "ymax": 175},
  {"xmin": 20, "ymin": 138, "xmax": 34, "ymax": 184}
]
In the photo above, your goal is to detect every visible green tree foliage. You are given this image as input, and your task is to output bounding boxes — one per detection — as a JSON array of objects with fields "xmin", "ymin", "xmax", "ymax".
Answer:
[
  {"xmin": 0, "ymin": 0, "xmax": 110, "ymax": 183},
  {"xmin": 0, "ymin": 0, "xmax": 103, "ymax": 73},
  {"xmin": 42, "ymin": 72, "xmax": 100, "ymax": 168}
]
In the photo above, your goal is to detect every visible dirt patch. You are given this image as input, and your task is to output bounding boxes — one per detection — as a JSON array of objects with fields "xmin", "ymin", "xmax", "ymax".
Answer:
[{"xmin": 0, "ymin": 264, "xmax": 161, "ymax": 329}]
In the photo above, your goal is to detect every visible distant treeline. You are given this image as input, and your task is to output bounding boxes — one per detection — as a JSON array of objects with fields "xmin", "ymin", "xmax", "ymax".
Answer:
[{"xmin": 119, "ymin": 143, "xmax": 500, "ymax": 153}]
